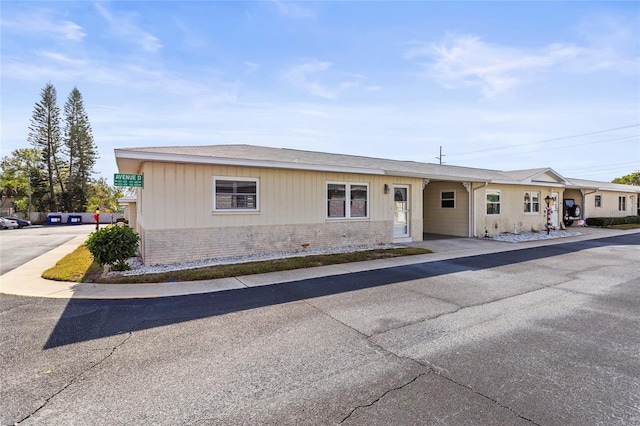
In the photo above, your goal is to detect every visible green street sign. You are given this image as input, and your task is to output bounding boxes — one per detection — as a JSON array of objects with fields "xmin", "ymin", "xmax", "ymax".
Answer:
[{"xmin": 114, "ymin": 173, "xmax": 143, "ymax": 187}]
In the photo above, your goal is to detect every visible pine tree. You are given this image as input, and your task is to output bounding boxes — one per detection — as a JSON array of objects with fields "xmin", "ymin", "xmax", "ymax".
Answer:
[
  {"xmin": 27, "ymin": 83, "xmax": 66, "ymax": 211},
  {"xmin": 64, "ymin": 87, "xmax": 98, "ymax": 211}
]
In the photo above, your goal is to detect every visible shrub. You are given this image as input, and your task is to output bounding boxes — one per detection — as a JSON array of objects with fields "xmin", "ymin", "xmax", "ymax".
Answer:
[
  {"xmin": 85, "ymin": 225, "xmax": 139, "ymax": 271},
  {"xmin": 585, "ymin": 216, "xmax": 640, "ymax": 227}
]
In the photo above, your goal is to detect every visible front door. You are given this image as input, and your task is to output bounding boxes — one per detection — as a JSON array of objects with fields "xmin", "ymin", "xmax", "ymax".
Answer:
[{"xmin": 393, "ymin": 186, "xmax": 409, "ymax": 238}]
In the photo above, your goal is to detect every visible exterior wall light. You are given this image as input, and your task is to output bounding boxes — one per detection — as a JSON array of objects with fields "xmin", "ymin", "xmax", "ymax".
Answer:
[{"xmin": 384, "ymin": 184, "xmax": 389, "ymax": 194}]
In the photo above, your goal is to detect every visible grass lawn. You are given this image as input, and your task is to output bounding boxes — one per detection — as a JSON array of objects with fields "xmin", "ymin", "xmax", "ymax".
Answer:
[
  {"xmin": 42, "ymin": 244, "xmax": 103, "ymax": 282},
  {"xmin": 43, "ymin": 244, "xmax": 432, "ymax": 284}
]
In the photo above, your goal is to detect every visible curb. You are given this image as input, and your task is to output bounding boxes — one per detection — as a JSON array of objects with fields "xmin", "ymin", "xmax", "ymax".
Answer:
[{"xmin": 1, "ymin": 228, "xmax": 638, "ymax": 300}]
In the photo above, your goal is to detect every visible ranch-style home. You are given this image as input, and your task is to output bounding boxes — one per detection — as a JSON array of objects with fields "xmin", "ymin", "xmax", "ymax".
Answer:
[{"xmin": 114, "ymin": 145, "xmax": 640, "ymax": 266}]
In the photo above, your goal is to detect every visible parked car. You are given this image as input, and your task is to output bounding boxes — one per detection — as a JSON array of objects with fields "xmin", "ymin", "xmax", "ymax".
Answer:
[
  {"xmin": 3, "ymin": 216, "xmax": 31, "ymax": 228},
  {"xmin": 0, "ymin": 217, "xmax": 19, "ymax": 230}
]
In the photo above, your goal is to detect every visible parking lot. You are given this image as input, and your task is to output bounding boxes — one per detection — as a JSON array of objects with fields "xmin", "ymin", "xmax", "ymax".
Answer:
[
  {"xmin": 1, "ymin": 231, "xmax": 639, "ymax": 425},
  {"xmin": 0, "ymin": 224, "xmax": 93, "ymax": 275}
]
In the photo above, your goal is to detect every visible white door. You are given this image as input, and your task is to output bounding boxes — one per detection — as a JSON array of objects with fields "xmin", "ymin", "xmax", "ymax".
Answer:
[
  {"xmin": 393, "ymin": 186, "xmax": 409, "ymax": 238},
  {"xmin": 551, "ymin": 192, "xmax": 559, "ymax": 228}
]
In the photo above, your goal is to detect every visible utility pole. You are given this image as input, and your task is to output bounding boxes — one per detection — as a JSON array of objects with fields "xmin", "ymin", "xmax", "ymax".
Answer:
[{"xmin": 436, "ymin": 146, "xmax": 445, "ymax": 165}]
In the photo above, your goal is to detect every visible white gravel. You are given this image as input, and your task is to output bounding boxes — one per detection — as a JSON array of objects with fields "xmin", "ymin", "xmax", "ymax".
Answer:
[
  {"xmin": 481, "ymin": 229, "xmax": 584, "ymax": 243},
  {"xmin": 111, "ymin": 229, "xmax": 585, "ymax": 277},
  {"xmin": 111, "ymin": 243, "xmax": 401, "ymax": 277}
]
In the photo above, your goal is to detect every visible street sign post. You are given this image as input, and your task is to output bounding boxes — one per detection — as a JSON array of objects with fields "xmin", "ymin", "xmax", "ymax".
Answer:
[{"xmin": 114, "ymin": 173, "xmax": 143, "ymax": 187}]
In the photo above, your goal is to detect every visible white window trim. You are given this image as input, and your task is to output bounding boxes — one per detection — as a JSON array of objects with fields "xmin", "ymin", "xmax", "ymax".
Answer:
[
  {"xmin": 595, "ymin": 194, "xmax": 602, "ymax": 208},
  {"xmin": 440, "ymin": 190, "xmax": 456, "ymax": 209},
  {"xmin": 213, "ymin": 176, "xmax": 260, "ymax": 212},
  {"xmin": 523, "ymin": 191, "xmax": 540, "ymax": 215},
  {"xmin": 326, "ymin": 181, "xmax": 370, "ymax": 220},
  {"xmin": 486, "ymin": 190, "xmax": 501, "ymax": 216},
  {"xmin": 618, "ymin": 196, "xmax": 626, "ymax": 212}
]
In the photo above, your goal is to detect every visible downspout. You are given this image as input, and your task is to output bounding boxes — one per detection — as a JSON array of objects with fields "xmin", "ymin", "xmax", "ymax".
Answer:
[{"xmin": 472, "ymin": 182, "xmax": 489, "ymax": 237}]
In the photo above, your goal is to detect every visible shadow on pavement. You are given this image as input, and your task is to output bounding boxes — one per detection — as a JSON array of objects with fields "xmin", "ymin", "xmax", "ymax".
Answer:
[{"xmin": 44, "ymin": 233, "xmax": 639, "ymax": 349}]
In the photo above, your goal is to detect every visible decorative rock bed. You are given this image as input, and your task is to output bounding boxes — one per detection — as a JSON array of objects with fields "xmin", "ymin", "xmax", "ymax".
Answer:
[{"xmin": 483, "ymin": 230, "xmax": 583, "ymax": 243}]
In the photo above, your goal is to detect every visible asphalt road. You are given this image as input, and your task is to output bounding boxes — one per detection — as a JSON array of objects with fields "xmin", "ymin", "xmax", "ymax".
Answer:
[
  {"xmin": 0, "ymin": 224, "xmax": 94, "ymax": 275},
  {"xmin": 1, "ymin": 232, "xmax": 639, "ymax": 425}
]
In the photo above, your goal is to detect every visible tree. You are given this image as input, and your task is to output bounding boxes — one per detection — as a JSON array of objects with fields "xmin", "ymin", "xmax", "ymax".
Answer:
[
  {"xmin": 612, "ymin": 171, "xmax": 640, "ymax": 186},
  {"xmin": 63, "ymin": 87, "xmax": 98, "ymax": 212},
  {"xmin": 86, "ymin": 177, "xmax": 124, "ymax": 213},
  {"xmin": 0, "ymin": 149, "xmax": 49, "ymax": 214},
  {"xmin": 28, "ymin": 83, "xmax": 66, "ymax": 211}
]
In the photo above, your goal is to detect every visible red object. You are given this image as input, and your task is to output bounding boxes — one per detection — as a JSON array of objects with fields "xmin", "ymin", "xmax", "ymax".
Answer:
[{"xmin": 93, "ymin": 214, "xmax": 99, "ymax": 222}]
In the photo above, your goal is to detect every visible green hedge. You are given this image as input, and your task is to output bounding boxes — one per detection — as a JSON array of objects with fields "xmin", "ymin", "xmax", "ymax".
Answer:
[{"xmin": 585, "ymin": 216, "xmax": 640, "ymax": 227}]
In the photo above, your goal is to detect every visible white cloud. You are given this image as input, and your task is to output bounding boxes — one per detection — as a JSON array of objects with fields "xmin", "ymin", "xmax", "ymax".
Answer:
[
  {"xmin": 406, "ymin": 35, "xmax": 585, "ymax": 97},
  {"xmin": 244, "ymin": 61, "xmax": 260, "ymax": 75},
  {"xmin": 406, "ymin": 27, "xmax": 638, "ymax": 97},
  {"xmin": 39, "ymin": 51, "xmax": 87, "ymax": 66},
  {"xmin": 94, "ymin": 3, "xmax": 162, "ymax": 53},
  {"xmin": 570, "ymin": 14, "xmax": 640, "ymax": 74},
  {"xmin": 0, "ymin": 8, "xmax": 85, "ymax": 41},
  {"xmin": 270, "ymin": 0, "xmax": 315, "ymax": 19},
  {"xmin": 2, "ymin": 50, "xmax": 238, "ymax": 106},
  {"xmin": 173, "ymin": 18, "xmax": 206, "ymax": 50},
  {"xmin": 282, "ymin": 60, "xmax": 360, "ymax": 99}
]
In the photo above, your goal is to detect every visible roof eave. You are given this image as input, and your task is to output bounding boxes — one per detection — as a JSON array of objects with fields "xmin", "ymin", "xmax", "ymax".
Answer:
[{"xmin": 114, "ymin": 149, "xmax": 386, "ymax": 176}]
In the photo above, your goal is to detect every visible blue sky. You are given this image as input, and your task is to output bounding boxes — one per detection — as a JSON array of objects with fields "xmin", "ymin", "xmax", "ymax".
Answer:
[{"xmin": 2, "ymin": 1, "xmax": 639, "ymax": 183}]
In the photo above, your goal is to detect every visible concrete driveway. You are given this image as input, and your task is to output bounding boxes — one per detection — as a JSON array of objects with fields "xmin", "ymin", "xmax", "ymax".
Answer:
[{"xmin": 1, "ymin": 230, "xmax": 639, "ymax": 425}]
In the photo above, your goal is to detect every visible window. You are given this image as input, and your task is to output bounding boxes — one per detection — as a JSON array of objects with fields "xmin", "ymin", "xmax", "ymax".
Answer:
[
  {"xmin": 595, "ymin": 195, "xmax": 602, "ymax": 208},
  {"xmin": 523, "ymin": 191, "xmax": 540, "ymax": 213},
  {"xmin": 441, "ymin": 191, "xmax": 456, "ymax": 209},
  {"xmin": 618, "ymin": 196, "xmax": 626, "ymax": 211},
  {"xmin": 213, "ymin": 177, "xmax": 259, "ymax": 211},
  {"xmin": 486, "ymin": 190, "xmax": 500, "ymax": 215},
  {"xmin": 327, "ymin": 182, "xmax": 368, "ymax": 219}
]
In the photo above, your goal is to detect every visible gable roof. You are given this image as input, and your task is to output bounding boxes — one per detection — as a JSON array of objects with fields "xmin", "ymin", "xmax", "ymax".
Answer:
[
  {"xmin": 115, "ymin": 144, "xmax": 640, "ymax": 192},
  {"xmin": 115, "ymin": 144, "xmax": 512, "ymax": 182},
  {"xmin": 502, "ymin": 168, "xmax": 567, "ymax": 185}
]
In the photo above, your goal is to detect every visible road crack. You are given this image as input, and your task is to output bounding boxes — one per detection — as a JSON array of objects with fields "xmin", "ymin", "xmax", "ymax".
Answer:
[
  {"xmin": 427, "ymin": 365, "xmax": 541, "ymax": 425},
  {"xmin": 13, "ymin": 320, "xmax": 144, "ymax": 425},
  {"xmin": 339, "ymin": 372, "xmax": 428, "ymax": 423}
]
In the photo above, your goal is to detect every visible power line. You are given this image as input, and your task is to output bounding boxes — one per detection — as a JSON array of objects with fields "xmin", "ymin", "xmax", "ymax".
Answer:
[
  {"xmin": 447, "ymin": 123, "xmax": 640, "ymax": 159},
  {"xmin": 533, "ymin": 135, "xmax": 639, "ymax": 152},
  {"xmin": 451, "ymin": 134, "xmax": 639, "ymax": 163},
  {"xmin": 562, "ymin": 161, "xmax": 640, "ymax": 173},
  {"xmin": 565, "ymin": 164, "xmax": 640, "ymax": 176}
]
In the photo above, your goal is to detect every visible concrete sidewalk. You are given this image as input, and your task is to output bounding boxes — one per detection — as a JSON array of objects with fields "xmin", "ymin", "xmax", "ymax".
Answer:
[{"xmin": 0, "ymin": 227, "xmax": 637, "ymax": 299}]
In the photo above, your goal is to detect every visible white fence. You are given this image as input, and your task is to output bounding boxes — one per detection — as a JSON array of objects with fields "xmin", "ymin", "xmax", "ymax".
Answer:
[{"xmin": 46, "ymin": 212, "xmax": 124, "ymax": 225}]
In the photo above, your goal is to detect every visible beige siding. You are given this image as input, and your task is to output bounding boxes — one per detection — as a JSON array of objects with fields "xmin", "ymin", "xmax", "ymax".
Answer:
[
  {"xmin": 472, "ymin": 183, "xmax": 563, "ymax": 236},
  {"xmin": 584, "ymin": 191, "xmax": 638, "ymax": 218},
  {"xmin": 122, "ymin": 201, "xmax": 137, "ymax": 231},
  {"xmin": 423, "ymin": 182, "xmax": 470, "ymax": 237},
  {"xmin": 136, "ymin": 161, "xmax": 423, "ymax": 264}
]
